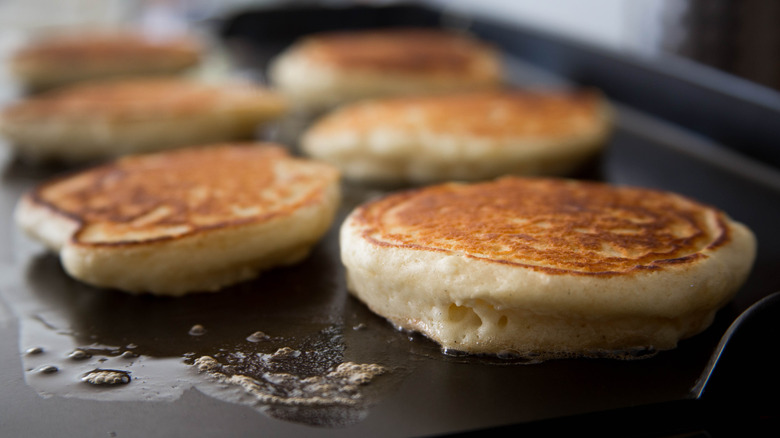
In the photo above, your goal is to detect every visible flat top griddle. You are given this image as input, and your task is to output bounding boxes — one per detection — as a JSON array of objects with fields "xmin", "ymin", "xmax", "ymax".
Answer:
[{"xmin": 1, "ymin": 4, "xmax": 779, "ymax": 437}]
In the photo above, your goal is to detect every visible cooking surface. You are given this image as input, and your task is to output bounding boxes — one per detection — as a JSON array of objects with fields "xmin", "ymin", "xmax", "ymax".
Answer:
[{"xmin": 2, "ymin": 5, "xmax": 779, "ymax": 437}]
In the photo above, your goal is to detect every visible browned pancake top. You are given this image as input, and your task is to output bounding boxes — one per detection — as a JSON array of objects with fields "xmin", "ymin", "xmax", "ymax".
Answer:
[
  {"xmin": 354, "ymin": 177, "xmax": 730, "ymax": 275},
  {"xmin": 311, "ymin": 90, "xmax": 605, "ymax": 139},
  {"xmin": 300, "ymin": 28, "xmax": 498, "ymax": 75},
  {"xmin": 12, "ymin": 32, "xmax": 200, "ymax": 68},
  {"xmin": 2, "ymin": 78, "xmax": 284, "ymax": 121},
  {"xmin": 32, "ymin": 144, "xmax": 339, "ymax": 245}
]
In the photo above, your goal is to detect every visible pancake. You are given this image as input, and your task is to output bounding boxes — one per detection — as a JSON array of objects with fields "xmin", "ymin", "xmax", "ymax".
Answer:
[
  {"xmin": 341, "ymin": 177, "xmax": 756, "ymax": 358},
  {"xmin": 10, "ymin": 30, "xmax": 201, "ymax": 91},
  {"xmin": 0, "ymin": 77, "xmax": 288, "ymax": 163},
  {"xmin": 15, "ymin": 143, "xmax": 341, "ymax": 295},
  {"xmin": 269, "ymin": 28, "xmax": 502, "ymax": 111},
  {"xmin": 302, "ymin": 90, "xmax": 612, "ymax": 184}
]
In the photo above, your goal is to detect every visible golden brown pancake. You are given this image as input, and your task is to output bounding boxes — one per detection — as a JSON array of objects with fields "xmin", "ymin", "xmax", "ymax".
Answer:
[
  {"xmin": 15, "ymin": 143, "xmax": 341, "ymax": 295},
  {"xmin": 311, "ymin": 90, "xmax": 604, "ymax": 138},
  {"xmin": 0, "ymin": 77, "xmax": 288, "ymax": 162},
  {"xmin": 4, "ymin": 78, "xmax": 274, "ymax": 121},
  {"xmin": 358, "ymin": 178, "xmax": 726, "ymax": 273},
  {"xmin": 302, "ymin": 90, "xmax": 611, "ymax": 184},
  {"xmin": 300, "ymin": 28, "xmax": 497, "ymax": 74},
  {"xmin": 341, "ymin": 177, "xmax": 756, "ymax": 358},
  {"xmin": 268, "ymin": 28, "xmax": 502, "ymax": 110},
  {"xmin": 10, "ymin": 30, "xmax": 201, "ymax": 91}
]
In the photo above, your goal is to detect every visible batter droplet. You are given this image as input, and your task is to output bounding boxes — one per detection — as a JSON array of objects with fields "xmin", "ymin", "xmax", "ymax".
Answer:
[
  {"xmin": 38, "ymin": 365, "xmax": 59, "ymax": 374},
  {"xmin": 68, "ymin": 349, "xmax": 91, "ymax": 360},
  {"xmin": 246, "ymin": 331, "xmax": 270, "ymax": 343},
  {"xmin": 81, "ymin": 369, "xmax": 131, "ymax": 386}
]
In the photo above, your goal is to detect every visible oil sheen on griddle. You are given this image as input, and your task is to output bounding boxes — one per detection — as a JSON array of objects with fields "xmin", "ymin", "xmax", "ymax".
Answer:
[{"xmin": 7, "ymin": 238, "xmax": 401, "ymax": 428}]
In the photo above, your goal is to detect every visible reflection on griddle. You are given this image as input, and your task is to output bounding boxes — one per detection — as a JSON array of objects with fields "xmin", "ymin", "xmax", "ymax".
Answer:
[{"xmin": 5, "ymin": 239, "xmax": 407, "ymax": 427}]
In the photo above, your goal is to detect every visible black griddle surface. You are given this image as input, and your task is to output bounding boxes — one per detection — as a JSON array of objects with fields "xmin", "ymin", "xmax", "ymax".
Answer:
[{"xmin": 2, "ymin": 4, "xmax": 779, "ymax": 437}]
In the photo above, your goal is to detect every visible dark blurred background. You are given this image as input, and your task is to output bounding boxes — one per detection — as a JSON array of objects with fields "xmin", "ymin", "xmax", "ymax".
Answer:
[
  {"xmin": 661, "ymin": 0, "xmax": 780, "ymax": 92},
  {"xmin": 430, "ymin": 0, "xmax": 780, "ymax": 92},
  {"xmin": 1, "ymin": 0, "xmax": 778, "ymax": 91}
]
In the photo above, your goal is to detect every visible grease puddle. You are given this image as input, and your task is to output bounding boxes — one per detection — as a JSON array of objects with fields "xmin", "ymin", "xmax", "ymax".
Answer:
[{"xmin": 0, "ymin": 242, "xmax": 407, "ymax": 428}]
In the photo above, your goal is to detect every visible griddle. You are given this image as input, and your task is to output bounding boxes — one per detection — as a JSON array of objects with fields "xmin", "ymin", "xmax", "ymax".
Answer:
[{"xmin": 1, "ymin": 3, "xmax": 779, "ymax": 437}]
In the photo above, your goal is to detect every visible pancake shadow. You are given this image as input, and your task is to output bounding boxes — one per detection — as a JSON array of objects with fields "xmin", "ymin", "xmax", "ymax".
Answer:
[
  {"xmin": 20, "ymin": 239, "xmax": 407, "ymax": 427},
  {"xmin": 23, "ymin": 239, "xmax": 346, "ymax": 357}
]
